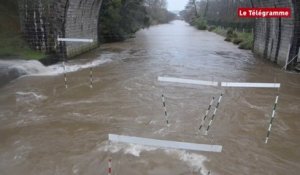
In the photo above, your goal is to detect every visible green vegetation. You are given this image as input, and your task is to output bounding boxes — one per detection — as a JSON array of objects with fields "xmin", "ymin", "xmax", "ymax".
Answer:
[
  {"xmin": 0, "ymin": 1, "xmax": 46, "ymax": 60},
  {"xmin": 211, "ymin": 27, "xmax": 253, "ymax": 50},
  {"xmin": 212, "ymin": 26, "xmax": 227, "ymax": 37},
  {"xmin": 145, "ymin": 0, "xmax": 177, "ymax": 25},
  {"xmin": 180, "ymin": 0, "xmax": 254, "ymax": 51},
  {"xmin": 238, "ymin": 33, "xmax": 253, "ymax": 50},
  {"xmin": 207, "ymin": 25, "xmax": 216, "ymax": 32},
  {"xmin": 233, "ymin": 38, "xmax": 243, "ymax": 45},
  {"xmin": 98, "ymin": 0, "xmax": 149, "ymax": 42},
  {"xmin": 0, "ymin": 33, "xmax": 46, "ymax": 60},
  {"xmin": 192, "ymin": 17, "xmax": 207, "ymax": 30},
  {"xmin": 99, "ymin": 0, "xmax": 175, "ymax": 43}
]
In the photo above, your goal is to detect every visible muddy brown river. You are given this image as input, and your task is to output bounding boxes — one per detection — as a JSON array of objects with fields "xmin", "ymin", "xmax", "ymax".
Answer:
[{"xmin": 0, "ymin": 20, "xmax": 300, "ymax": 175}]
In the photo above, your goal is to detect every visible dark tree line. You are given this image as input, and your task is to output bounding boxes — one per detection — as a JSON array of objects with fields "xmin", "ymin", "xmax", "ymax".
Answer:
[
  {"xmin": 180, "ymin": 0, "xmax": 254, "ymax": 30},
  {"xmin": 98, "ymin": 0, "xmax": 176, "ymax": 42}
]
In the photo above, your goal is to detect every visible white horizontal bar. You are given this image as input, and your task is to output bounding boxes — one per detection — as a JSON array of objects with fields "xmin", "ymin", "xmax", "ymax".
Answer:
[
  {"xmin": 221, "ymin": 82, "xmax": 280, "ymax": 88},
  {"xmin": 108, "ymin": 134, "xmax": 222, "ymax": 153},
  {"xmin": 57, "ymin": 38, "xmax": 94, "ymax": 43},
  {"xmin": 158, "ymin": 77, "xmax": 218, "ymax": 86}
]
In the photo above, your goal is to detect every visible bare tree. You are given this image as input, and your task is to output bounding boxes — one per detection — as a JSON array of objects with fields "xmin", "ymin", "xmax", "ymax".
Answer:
[
  {"xmin": 192, "ymin": 0, "xmax": 199, "ymax": 17},
  {"xmin": 204, "ymin": 0, "xmax": 209, "ymax": 17}
]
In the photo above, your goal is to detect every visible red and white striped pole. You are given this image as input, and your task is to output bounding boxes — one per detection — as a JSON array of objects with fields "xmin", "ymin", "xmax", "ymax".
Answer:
[
  {"xmin": 108, "ymin": 157, "xmax": 112, "ymax": 175},
  {"xmin": 161, "ymin": 94, "xmax": 169, "ymax": 125},
  {"xmin": 199, "ymin": 96, "xmax": 215, "ymax": 130},
  {"xmin": 265, "ymin": 95, "xmax": 279, "ymax": 144},
  {"xmin": 205, "ymin": 93, "xmax": 223, "ymax": 135},
  {"xmin": 90, "ymin": 67, "xmax": 93, "ymax": 88},
  {"xmin": 63, "ymin": 61, "xmax": 68, "ymax": 89}
]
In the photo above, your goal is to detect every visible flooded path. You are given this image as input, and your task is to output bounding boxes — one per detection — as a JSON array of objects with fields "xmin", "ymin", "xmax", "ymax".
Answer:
[{"xmin": 0, "ymin": 20, "xmax": 300, "ymax": 175}]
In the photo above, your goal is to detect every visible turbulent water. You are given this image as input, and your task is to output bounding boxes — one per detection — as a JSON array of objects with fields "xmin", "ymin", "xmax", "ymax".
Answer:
[{"xmin": 0, "ymin": 20, "xmax": 299, "ymax": 175}]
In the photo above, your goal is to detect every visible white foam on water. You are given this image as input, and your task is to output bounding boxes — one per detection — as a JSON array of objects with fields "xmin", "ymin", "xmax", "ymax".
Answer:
[
  {"xmin": 165, "ymin": 149, "xmax": 208, "ymax": 174},
  {"xmin": 98, "ymin": 142, "xmax": 156, "ymax": 155},
  {"xmin": 61, "ymin": 100, "xmax": 96, "ymax": 106},
  {"xmin": 97, "ymin": 141, "xmax": 209, "ymax": 174},
  {"xmin": 242, "ymin": 99, "xmax": 264, "ymax": 110},
  {"xmin": 124, "ymin": 144, "xmax": 158, "ymax": 157},
  {"xmin": 149, "ymin": 120, "xmax": 157, "ymax": 125},
  {"xmin": 15, "ymin": 91, "xmax": 47, "ymax": 102},
  {"xmin": 39, "ymin": 58, "xmax": 112, "ymax": 76},
  {"xmin": 154, "ymin": 128, "xmax": 167, "ymax": 135}
]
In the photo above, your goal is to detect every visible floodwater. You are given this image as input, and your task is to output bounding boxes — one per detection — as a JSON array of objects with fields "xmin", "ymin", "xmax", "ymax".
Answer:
[{"xmin": 0, "ymin": 20, "xmax": 300, "ymax": 175}]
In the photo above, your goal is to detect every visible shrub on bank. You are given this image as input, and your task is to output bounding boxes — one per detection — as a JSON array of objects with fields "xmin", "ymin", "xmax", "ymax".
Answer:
[
  {"xmin": 208, "ymin": 25, "xmax": 216, "ymax": 31},
  {"xmin": 226, "ymin": 28, "xmax": 237, "ymax": 39},
  {"xmin": 233, "ymin": 38, "xmax": 243, "ymax": 45},
  {"xmin": 239, "ymin": 34, "xmax": 253, "ymax": 50},
  {"xmin": 210, "ymin": 26, "xmax": 253, "ymax": 50},
  {"xmin": 213, "ymin": 27, "xmax": 227, "ymax": 37},
  {"xmin": 192, "ymin": 18, "xmax": 207, "ymax": 30},
  {"xmin": 0, "ymin": 33, "xmax": 46, "ymax": 60},
  {"xmin": 224, "ymin": 37, "xmax": 231, "ymax": 42}
]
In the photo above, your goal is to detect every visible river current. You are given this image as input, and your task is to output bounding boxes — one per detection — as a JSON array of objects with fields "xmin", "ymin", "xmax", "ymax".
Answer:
[{"xmin": 0, "ymin": 20, "xmax": 299, "ymax": 175}]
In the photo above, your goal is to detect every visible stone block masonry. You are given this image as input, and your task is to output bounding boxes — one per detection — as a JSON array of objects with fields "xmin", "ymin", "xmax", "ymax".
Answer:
[
  {"xmin": 252, "ymin": 0, "xmax": 300, "ymax": 69},
  {"xmin": 18, "ymin": 0, "xmax": 103, "ymax": 59}
]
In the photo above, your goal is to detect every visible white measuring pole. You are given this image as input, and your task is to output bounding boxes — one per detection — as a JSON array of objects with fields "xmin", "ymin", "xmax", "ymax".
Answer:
[
  {"xmin": 108, "ymin": 134, "xmax": 223, "ymax": 152},
  {"xmin": 161, "ymin": 94, "xmax": 169, "ymax": 125},
  {"xmin": 63, "ymin": 61, "xmax": 68, "ymax": 89},
  {"xmin": 58, "ymin": 35, "xmax": 68, "ymax": 89},
  {"xmin": 221, "ymin": 82, "xmax": 280, "ymax": 88},
  {"xmin": 199, "ymin": 97, "xmax": 215, "ymax": 130},
  {"xmin": 158, "ymin": 77, "xmax": 218, "ymax": 86},
  {"xmin": 90, "ymin": 67, "xmax": 93, "ymax": 88},
  {"xmin": 205, "ymin": 94, "xmax": 223, "ymax": 135},
  {"xmin": 57, "ymin": 37, "xmax": 94, "ymax": 89},
  {"xmin": 265, "ymin": 95, "xmax": 279, "ymax": 144},
  {"xmin": 108, "ymin": 157, "xmax": 112, "ymax": 175},
  {"xmin": 57, "ymin": 38, "xmax": 94, "ymax": 43}
]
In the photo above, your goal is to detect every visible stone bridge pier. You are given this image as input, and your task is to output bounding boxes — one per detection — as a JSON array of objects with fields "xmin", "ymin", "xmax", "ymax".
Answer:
[
  {"xmin": 252, "ymin": 0, "xmax": 300, "ymax": 69},
  {"xmin": 18, "ymin": 0, "xmax": 103, "ymax": 59}
]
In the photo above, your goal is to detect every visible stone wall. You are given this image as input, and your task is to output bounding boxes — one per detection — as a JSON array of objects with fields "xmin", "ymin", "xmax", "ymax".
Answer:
[
  {"xmin": 64, "ymin": 0, "xmax": 102, "ymax": 57},
  {"xmin": 201, "ymin": 0, "xmax": 299, "ymax": 69},
  {"xmin": 252, "ymin": 0, "xmax": 300, "ymax": 69},
  {"xmin": 18, "ymin": 0, "xmax": 102, "ymax": 59}
]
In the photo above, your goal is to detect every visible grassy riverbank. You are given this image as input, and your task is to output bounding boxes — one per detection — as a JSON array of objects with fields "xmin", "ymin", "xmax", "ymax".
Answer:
[
  {"xmin": 210, "ymin": 26, "xmax": 253, "ymax": 50},
  {"xmin": 189, "ymin": 17, "xmax": 253, "ymax": 50},
  {"xmin": 0, "ymin": 1, "xmax": 46, "ymax": 60},
  {"xmin": 0, "ymin": 33, "xmax": 46, "ymax": 60}
]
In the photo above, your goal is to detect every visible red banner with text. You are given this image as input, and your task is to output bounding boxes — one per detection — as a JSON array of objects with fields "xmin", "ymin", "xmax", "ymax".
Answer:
[{"xmin": 238, "ymin": 8, "xmax": 291, "ymax": 18}]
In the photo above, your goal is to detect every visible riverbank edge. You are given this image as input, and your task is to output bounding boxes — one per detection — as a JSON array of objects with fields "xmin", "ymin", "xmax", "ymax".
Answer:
[{"xmin": 190, "ymin": 22, "xmax": 254, "ymax": 51}]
